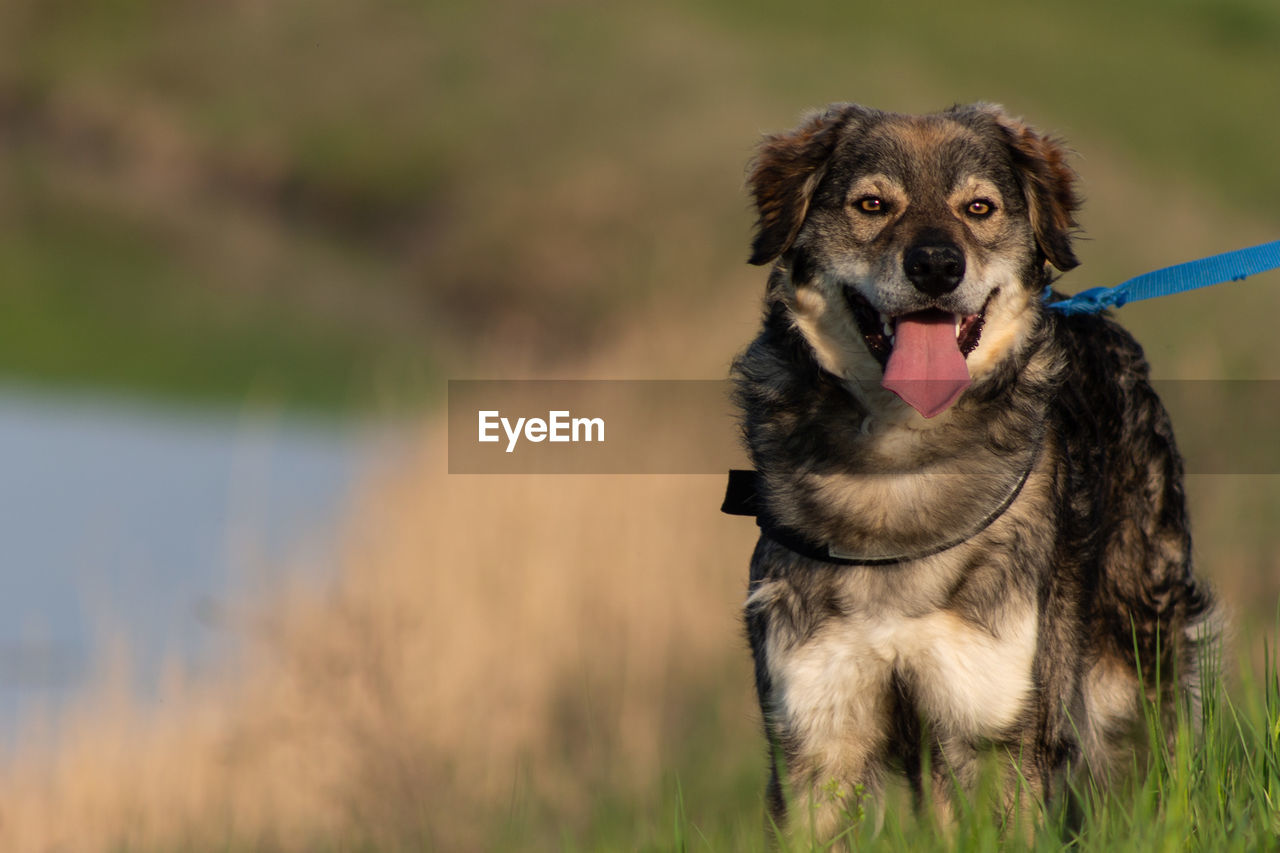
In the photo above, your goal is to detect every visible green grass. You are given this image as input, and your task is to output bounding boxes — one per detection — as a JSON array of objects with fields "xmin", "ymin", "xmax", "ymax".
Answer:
[{"xmin": 557, "ymin": 653, "xmax": 1280, "ymax": 852}]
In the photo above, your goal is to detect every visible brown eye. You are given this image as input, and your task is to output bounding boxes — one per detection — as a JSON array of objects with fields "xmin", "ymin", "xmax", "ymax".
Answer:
[
  {"xmin": 857, "ymin": 196, "xmax": 886, "ymax": 214},
  {"xmin": 966, "ymin": 199, "xmax": 995, "ymax": 218}
]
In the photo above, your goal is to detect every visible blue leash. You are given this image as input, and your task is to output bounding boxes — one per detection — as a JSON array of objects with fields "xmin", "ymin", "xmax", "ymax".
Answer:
[{"xmin": 1043, "ymin": 240, "xmax": 1280, "ymax": 315}]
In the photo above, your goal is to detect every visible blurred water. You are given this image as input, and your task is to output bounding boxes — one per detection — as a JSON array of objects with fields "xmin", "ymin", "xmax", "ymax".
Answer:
[{"xmin": 0, "ymin": 387, "xmax": 390, "ymax": 741}]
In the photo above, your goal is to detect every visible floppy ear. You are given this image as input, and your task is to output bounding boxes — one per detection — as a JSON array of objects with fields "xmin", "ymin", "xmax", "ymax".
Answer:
[
  {"xmin": 747, "ymin": 104, "xmax": 869, "ymax": 266},
  {"xmin": 972, "ymin": 103, "xmax": 1081, "ymax": 272}
]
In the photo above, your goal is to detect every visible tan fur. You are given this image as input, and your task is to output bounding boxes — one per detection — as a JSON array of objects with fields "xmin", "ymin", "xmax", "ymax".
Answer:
[
  {"xmin": 1079, "ymin": 656, "xmax": 1145, "ymax": 783},
  {"xmin": 790, "ymin": 285, "xmax": 881, "ymax": 386}
]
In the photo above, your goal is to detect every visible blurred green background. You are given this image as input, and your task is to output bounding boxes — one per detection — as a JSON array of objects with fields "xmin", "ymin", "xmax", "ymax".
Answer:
[{"xmin": 3, "ymin": 0, "xmax": 1278, "ymax": 412}]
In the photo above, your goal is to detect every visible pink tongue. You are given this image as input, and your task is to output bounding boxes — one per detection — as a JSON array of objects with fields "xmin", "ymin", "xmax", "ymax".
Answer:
[{"xmin": 881, "ymin": 309, "xmax": 972, "ymax": 418}]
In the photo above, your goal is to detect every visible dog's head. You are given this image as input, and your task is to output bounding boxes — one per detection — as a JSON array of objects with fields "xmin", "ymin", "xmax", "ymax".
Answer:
[{"xmin": 748, "ymin": 103, "xmax": 1079, "ymax": 420}]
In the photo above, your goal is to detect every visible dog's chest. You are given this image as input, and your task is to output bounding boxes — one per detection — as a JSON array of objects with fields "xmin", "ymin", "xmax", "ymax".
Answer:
[{"xmin": 762, "ymin": 574, "xmax": 1038, "ymax": 740}]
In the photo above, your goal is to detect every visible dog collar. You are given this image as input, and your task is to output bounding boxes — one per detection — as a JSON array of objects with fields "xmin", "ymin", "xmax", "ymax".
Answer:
[
  {"xmin": 721, "ymin": 457, "xmax": 1036, "ymax": 567},
  {"xmin": 1043, "ymin": 239, "xmax": 1280, "ymax": 315}
]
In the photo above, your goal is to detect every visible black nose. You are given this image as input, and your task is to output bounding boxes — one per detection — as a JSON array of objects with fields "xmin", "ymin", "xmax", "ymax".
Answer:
[{"xmin": 903, "ymin": 244, "xmax": 965, "ymax": 297}]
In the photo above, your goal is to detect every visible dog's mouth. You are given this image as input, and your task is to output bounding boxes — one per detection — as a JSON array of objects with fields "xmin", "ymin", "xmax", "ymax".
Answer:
[
  {"xmin": 844, "ymin": 287, "xmax": 995, "ymax": 418},
  {"xmin": 844, "ymin": 288, "xmax": 992, "ymax": 366}
]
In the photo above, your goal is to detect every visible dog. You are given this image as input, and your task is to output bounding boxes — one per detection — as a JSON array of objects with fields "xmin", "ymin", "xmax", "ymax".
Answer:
[{"xmin": 729, "ymin": 103, "xmax": 1214, "ymax": 842}]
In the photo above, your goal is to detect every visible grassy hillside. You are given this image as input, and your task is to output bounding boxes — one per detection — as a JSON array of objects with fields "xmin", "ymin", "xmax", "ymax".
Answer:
[{"xmin": 1, "ymin": 0, "xmax": 1278, "ymax": 409}]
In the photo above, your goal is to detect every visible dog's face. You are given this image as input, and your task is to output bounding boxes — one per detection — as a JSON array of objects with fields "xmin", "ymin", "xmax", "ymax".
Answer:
[{"xmin": 748, "ymin": 103, "xmax": 1079, "ymax": 420}]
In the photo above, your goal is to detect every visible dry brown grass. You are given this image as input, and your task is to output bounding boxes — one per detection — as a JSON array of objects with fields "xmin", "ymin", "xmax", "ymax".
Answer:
[{"xmin": 0, "ymin": 431, "xmax": 758, "ymax": 851}]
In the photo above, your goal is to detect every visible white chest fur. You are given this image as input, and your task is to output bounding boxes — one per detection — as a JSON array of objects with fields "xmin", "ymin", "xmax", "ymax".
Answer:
[{"xmin": 761, "ymin": 587, "xmax": 1039, "ymax": 751}]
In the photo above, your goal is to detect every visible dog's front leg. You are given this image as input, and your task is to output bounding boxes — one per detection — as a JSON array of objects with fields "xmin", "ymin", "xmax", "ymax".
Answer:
[
  {"xmin": 925, "ymin": 732, "xmax": 1044, "ymax": 836},
  {"xmin": 759, "ymin": 632, "xmax": 894, "ymax": 847}
]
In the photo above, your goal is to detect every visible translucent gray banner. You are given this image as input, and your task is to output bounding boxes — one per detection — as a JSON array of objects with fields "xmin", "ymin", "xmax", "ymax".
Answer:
[{"xmin": 447, "ymin": 380, "xmax": 1280, "ymax": 474}]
